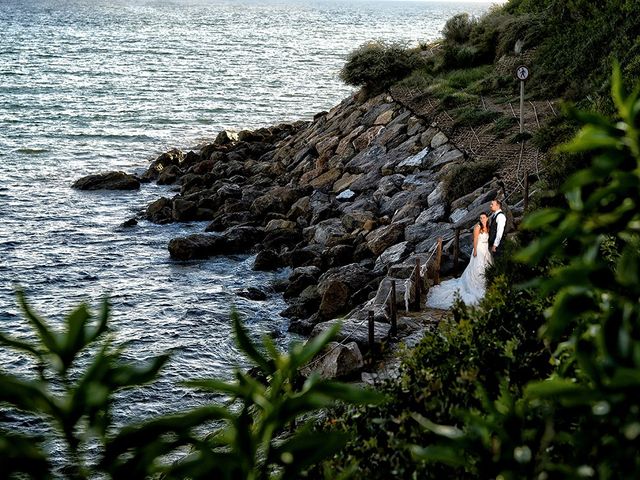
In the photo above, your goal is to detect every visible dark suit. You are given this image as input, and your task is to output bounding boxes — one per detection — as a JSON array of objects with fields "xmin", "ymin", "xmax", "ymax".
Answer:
[{"xmin": 488, "ymin": 211, "xmax": 506, "ymax": 257}]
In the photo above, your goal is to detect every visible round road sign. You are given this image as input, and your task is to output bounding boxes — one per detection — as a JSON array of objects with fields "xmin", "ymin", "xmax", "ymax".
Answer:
[{"xmin": 516, "ymin": 65, "xmax": 529, "ymax": 81}]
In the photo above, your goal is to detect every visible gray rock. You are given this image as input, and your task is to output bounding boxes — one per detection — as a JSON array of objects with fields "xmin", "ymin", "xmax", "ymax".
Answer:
[
  {"xmin": 419, "ymin": 127, "xmax": 439, "ymax": 147},
  {"xmin": 429, "ymin": 147, "xmax": 464, "ymax": 170},
  {"xmin": 372, "ymin": 276, "xmax": 415, "ymax": 309},
  {"xmin": 414, "ymin": 223, "xmax": 455, "ymax": 253},
  {"xmin": 415, "ymin": 203, "xmax": 446, "ymax": 224},
  {"xmin": 310, "ymin": 318, "xmax": 391, "ymax": 352},
  {"xmin": 391, "ymin": 203, "xmax": 422, "ymax": 224},
  {"xmin": 427, "ymin": 181, "xmax": 445, "ymax": 206},
  {"xmin": 72, "ymin": 171, "xmax": 140, "ymax": 190},
  {"xmin": 301, "ymin": 341, "xmax": 364, "ymax": 379},
  {"xmin": 366, "ymin": 223, "xmax": 405, "ymax": 256},
  {"xmin": 430, "ymin": 131, "xmax": 448, "ymax": 148},
  {"xmin": 345, "ymin": 144, "xmax": 387, "ymax": 173},
  {"xmin": 336, "ymin": 189, "xmax": 356, "ymax": 201},
  {"xmin": 374, "ymin": 241, "xmax": 413, "ymax": 272},
  {"xmin": 395, "ymin": 146, "xmax": 431, "ymax": 173},
  {"xmin": 453, "ymin": 201, "xmax": 492, "ymax": 230},
  {"xmin": 406, "ymin": 221, "xmax": 453, "ymax": 244},
  {"xmin": 313, "ymin": 218, "xmax": 349, "ymax": 247},
  {"xmin": 449, "ymin": 208, "xmax": 468, "ymax": 224},
  {"xmin": 349, "ymin": 169, "xmax": 382, "ymax": 193}
]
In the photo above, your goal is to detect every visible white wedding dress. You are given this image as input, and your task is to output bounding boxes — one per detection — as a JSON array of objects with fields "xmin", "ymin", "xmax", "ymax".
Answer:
[{"xmin": 426, "ymin": 232, "xmax": 492, "ymax": 309}]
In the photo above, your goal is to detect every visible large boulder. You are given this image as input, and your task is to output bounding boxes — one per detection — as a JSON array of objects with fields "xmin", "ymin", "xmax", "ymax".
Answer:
[
  {"xmin": 72, "ymin": 171, "xmax": 140, "ymax": 190},
  {"xmin": 365, "ymin": 223, "xmax": 405, "ymax": 256},
  {"xmin": 172, "ymin": 198, "xmax": 198, "ymax": 222},
  {"xmin": 310, "ymin": 318, "xmax": 391, "ymax": 353},
  {"xmin": 253, "ymin": 249, "xmax": 285, "ymax": 271},
  {"xmin": 168, "ymin": 233, "xmax": 228, "ymax": 260},
  {"xmin": 250, "ymin": 186, "xmax": 299, "ymax": 217},
  {"xmin": 312, "ymin": 218, "xmax": 350, "ymax": 247},
  {"xmin": 301, "ymin": 341, "xmax": 364, "ymax": 379},
  {"xmin": 317, "ymin": 263, "xmax": 377, "ymax": 319},
  {"xmin": 374, "ymin": 241, "xmax": 413, "ymax": 272},
  {"xmin": 371, "ymin": 277, "xmax": 415, "ymax": 310},
  {"xmin": 146, "ymin": 197, "xmax": 173, "ymax": 224}
]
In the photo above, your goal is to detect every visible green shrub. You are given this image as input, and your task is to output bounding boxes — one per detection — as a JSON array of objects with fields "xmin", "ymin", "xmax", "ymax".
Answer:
[
  {"xmin": 442, "ymin": 159, "xmax": 499, "ymax": 204},
  {"xmin": 491, "ymin": 115, "xmax": 518, "ymax": 136},
  {"xmin": 452, "ymin": 107, "xmax": 501, "ymax": 129},
  {"xmin": 531, "ymin": 113, "xmax": 578, "ymax": 151},
  {"xmin": 442, "ymin": 13, "xmax": 477, "ymax": 44},
  {"xmin": 340, "ymin": 42, "xmax": 423, "ymax": 94},
  {"xmin": 0, "ymin": 291, "xmax": 383, "ymax": 479},
  {"xmin": 311, "ymin": 260, "xmax": 550, "ymax": 479},
  {"xmin": 409, "ymin": 63, "xmax": 640, "ymax": 480}
]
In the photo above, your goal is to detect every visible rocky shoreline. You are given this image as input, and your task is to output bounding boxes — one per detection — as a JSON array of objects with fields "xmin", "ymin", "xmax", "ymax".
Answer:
[{"xmin": 74, "ymin": 91, "xmax": 522, "ymax": 379}]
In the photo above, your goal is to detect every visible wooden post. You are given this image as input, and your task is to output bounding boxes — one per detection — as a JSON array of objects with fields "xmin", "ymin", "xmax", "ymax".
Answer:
[
  {"xmin": 524, "ymin": 172, "xmax": 530, "ymax": 211},
  {"xmin": 454, "ymin": 228, "xmax": 460, "ymax": 273},
  {"xmin": 390, "ymin": 280, "xmax": 397, "ymax": 337},
  {"xmin": 368, "ymin": 310, "xmax": 375, "ymax": 363},
  {"xmin": 434, "ymin": 237, "xmax": 443, "ymax": 286},
  {"xmin": 414, "ymin": 258, "xmax": 421, "ymax": 311}
]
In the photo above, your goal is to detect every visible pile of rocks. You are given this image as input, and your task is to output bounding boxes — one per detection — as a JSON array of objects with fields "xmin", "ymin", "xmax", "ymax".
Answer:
[{"xmin": 74, "ymin": 92, "xmax": 511, "ymax": 379}]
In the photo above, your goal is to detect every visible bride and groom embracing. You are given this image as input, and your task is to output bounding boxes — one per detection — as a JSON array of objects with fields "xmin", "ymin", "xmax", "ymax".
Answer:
[{"xmin": 426, "ymin": 199, "xmax": 506, "ymax": 309}]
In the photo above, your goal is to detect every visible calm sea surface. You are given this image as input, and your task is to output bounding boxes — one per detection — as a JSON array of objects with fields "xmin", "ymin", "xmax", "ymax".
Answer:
[{"xmin": 0, "ymin": 0, "xmax": 492, "ymax": 460}]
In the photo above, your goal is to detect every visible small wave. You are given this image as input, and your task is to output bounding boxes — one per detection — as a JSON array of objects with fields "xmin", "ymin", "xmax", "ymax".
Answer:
[{"xmin": 15, "ymin": 148, "xmax": 49, "ymax": 155}]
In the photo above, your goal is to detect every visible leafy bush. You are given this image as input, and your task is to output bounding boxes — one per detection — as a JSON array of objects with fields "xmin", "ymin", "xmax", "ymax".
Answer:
[
  {"xmin": 452, "ymin": 107, "xmax": 501, "ymax": 129},
  {"xmin": 442, "ymin": 13, "xmax": 477, "ymax": 44},
  {"xmin": 442, "ymin": 159, "xmax": 499, "ymax": 204},
  {"xmin": 0, "ymin": 291, "xmax": 383, "ymax": 479},
  {"xmin": 408, "ymin": 64, "xmax": 640, "ymax": 479},
  {"xmin": 310, "ymin": 258, "xmax": 550, "ymax": 479},
  {"xmin": 340, "ymin": 42, "xmax": 423, "ymax": 94}
]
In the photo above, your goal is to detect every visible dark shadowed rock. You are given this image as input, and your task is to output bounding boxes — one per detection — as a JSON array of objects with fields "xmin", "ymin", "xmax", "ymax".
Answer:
[
  {"xmin": 146, "ymin": 197, "xmax": 173, "ymax": 224},
  {"xmin": 168, "ymin": 233, "xmax": 228, "ymax": 260},
  {"xmin": 236, "ymin": 287, "xmax": 268, "ymax": 301},
  {"xmin": 157, "ymin": 164, "xmax": 182, "ymax": 185},
  {"xmin": 205, "ymin": 211, "xmax": 253, "ymax": 232},
  {"xmin": 253, "ymin": 249, "xmax": 285, "ymax": 271},
  {"xmin": 172, "ymin": 198, "xmax": 198, "ymax": 222},
  {"xmin": 285, "ymin": 266, "xmax": 321, "ymax": 299},
  {"xmin": 73, "ymin": 171, "xmax": 140, "ymax": 190},
  {"xmin": 317, "ymin": 263, "xmax": 377, "ymax": 319},
  {"xmin": 121, "ymin": 218, "xmax": 138, "ymax": 228}
]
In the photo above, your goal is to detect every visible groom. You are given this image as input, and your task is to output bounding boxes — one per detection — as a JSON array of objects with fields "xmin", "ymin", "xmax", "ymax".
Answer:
[{"xmin": 488, "ymin": 199, "xmax": 506, "ymax": 257}]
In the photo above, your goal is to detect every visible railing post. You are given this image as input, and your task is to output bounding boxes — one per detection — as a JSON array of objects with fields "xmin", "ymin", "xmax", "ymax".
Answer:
[
  {"xmin": 390, "ymin": 280, "xmax": 397, "ymax": 336},
  {"xmin": 524, "ymin": 171, "xmax": 530, "ymax": 211},
  {"xmin": 368, "ymin": 310, "xmax": 375, "ymax": 364},
  {"xmin": 414, "ymin": 258, "xmax": 421, "ymax": 311},
  {"xmin": 454, "ymin": 228, "xmax": 460, "ymax": 273},
  {"xmin": 434, "ymin": 237, "xmax": 443, "ymax": 286}
]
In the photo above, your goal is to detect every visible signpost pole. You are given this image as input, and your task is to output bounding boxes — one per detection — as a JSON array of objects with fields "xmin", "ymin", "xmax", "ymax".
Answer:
[
  {"xmin": 516, "ymin": 65, "xmax": 529, "ymax": 134},
  {"xmin": 520, "ymin": 79, "xmax": 525, "ymax": 133}
]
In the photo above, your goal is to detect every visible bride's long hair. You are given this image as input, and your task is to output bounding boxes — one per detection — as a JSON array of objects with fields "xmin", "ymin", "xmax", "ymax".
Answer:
[{"xmin": 478, "ymin": 212, "xmax": 489, "ymax": 234}]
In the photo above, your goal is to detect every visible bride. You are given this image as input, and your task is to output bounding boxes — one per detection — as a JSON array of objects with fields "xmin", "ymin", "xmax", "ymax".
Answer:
[{"xmin": 426, "ymin": 212, "xmax": 492, "ymax": 309}]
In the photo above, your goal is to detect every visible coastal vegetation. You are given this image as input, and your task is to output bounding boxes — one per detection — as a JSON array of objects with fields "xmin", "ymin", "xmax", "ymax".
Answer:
[
  {"xmin": 311, "ymin": 66, "xmax": 640, "ymax": 479},
  {"xmin": 0, "ymin": 295, "xmax": 382, "ymax": 479}
]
